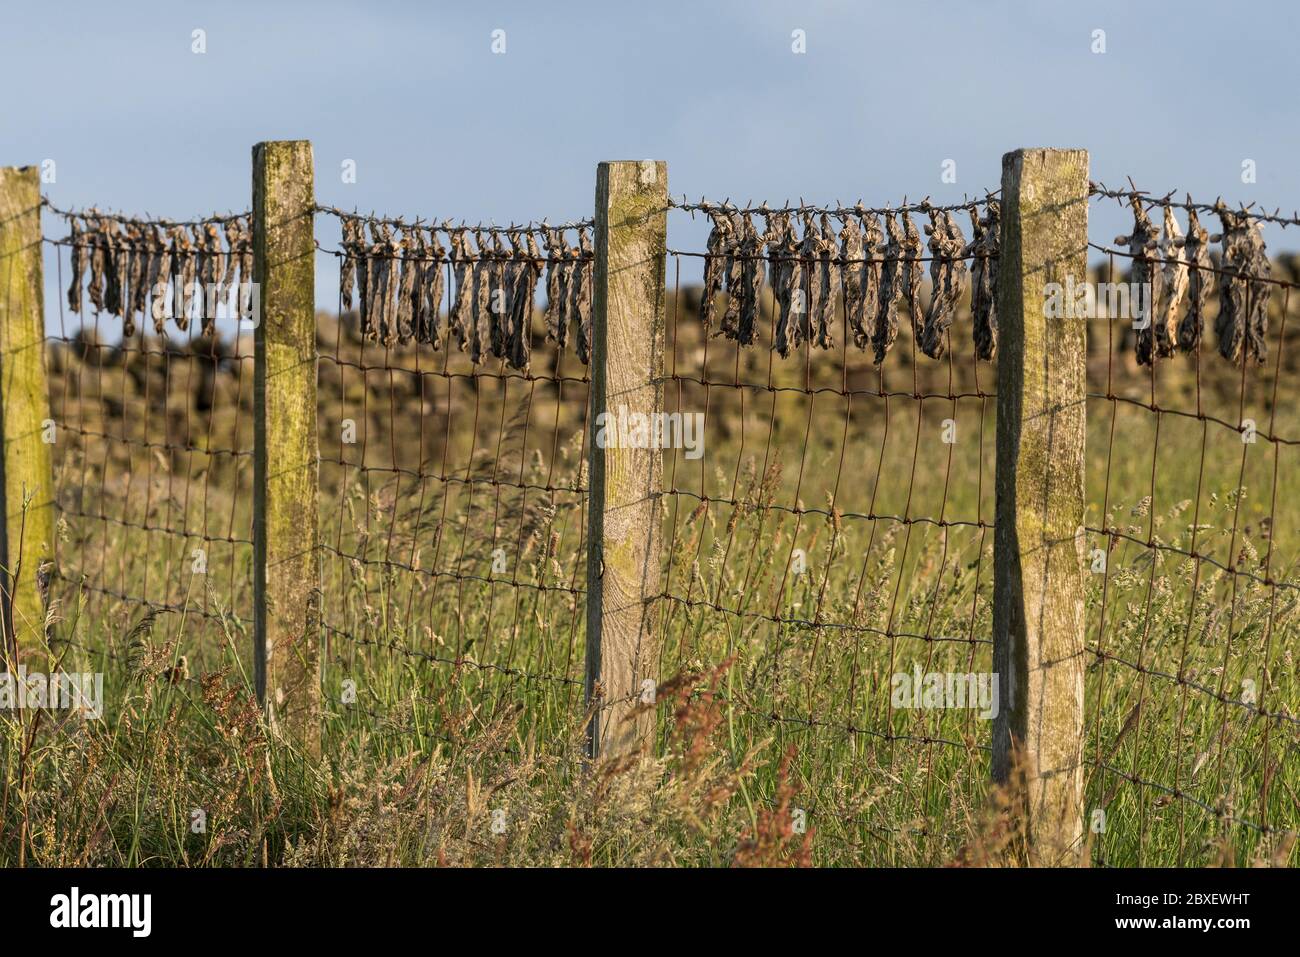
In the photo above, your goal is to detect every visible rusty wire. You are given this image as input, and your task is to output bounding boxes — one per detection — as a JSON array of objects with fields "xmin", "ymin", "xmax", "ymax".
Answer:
[{"xmin": 45, "ymin": 234, "xmax": 256, "ymax": 671}]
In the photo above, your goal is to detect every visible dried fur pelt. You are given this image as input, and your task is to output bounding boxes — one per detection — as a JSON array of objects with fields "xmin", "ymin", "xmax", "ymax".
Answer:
[
  {"xmin": 739, "ymin": 212, "xmax": 765, "ymax": 346},
  {"xmin": 796, "ymin": 213, "xmax": 824, "ymax": 349},
  {"xmin": 339, "ymin": 217, "xmax": 362, "ymax": 315},
  {"xmin": 87, "ymin": 217, "xmax": 107, "ymax": 313},
  {"xmin": 146, "ymin": 226, "xmax": 170, "ymax": 335},
  {"xmin": 447, "ymin": 227, "xmax": 476, "ymax": 353},
  {"xmin": 185, "ymin": 225, "xmax": 208, "ymax": 333},
  {"xmin": 919, "ymin": 208, "xmax": 968, "ymax": 359},
  {"xmin": 66, "ymin": 217, "xmax": 86, "ymax": 313},
  {"xmin": 901, "ymin": 211, "xmax": 924, "ymax": 347},
  {"xmin": 126, "ymin": 224, "xmax": 150, "ymax": 334},
  {"xmin": 103, "ymin": 219, "xmax": 124, "ymax": 317},
  {"xmin": 395, "ymin": 227, "xmax": 419, "ymax": 344},
  {"xmin": 1115, "ymin": 199, "xmax": 1164, "ymax": 366},
  {"xmin": 719, "ymin": 207, "xmax": 745, "ymax": 340},
  {"xmin": 872, "ymin": 209, "xmax": 905, "ymax": 364},
  {"xmin": 812, "ymin": 213, "xmax": 839, "ymax": 349},
  {"xmin": 571, "ymin": 228, "xmax": 594, "ymax": 365},
  {"xmin": 1151, "ymin": 206, "xmax": 1188, "ymax": 361},
  {"xmin": 967, "ymin": 201, "xmax": 999, "ymax": 361},
  {"xmin": 470, "ymin": 227, "xmax": 494, "ymax": 362},
  {"xmin": 357, "ymin": 222, "xmax": 382, "ymax": 341},
  {"xmin": 700, "ymin": 210, "xmax": 732, "ymax": 331},
  {"xmin": 117, "ymin": 223, "xmax": 141, "ymax": 339},
  {"xmin": 170, "ymin": 225, "xmax": 196, "ymax": 332},
  {"xmin": 500, "ymin": 230, "xmax": 524, "ymax": 366},
  {"xmin": 505, "ymin": 230, "xmax": 541, "ymax": 370},
  {"xmin": 841, "ymin": 207, "xmax": 882, "ymax": 352},
  {"xmin": 196, "ymin": 222, "xmax": 224, "ymax": 337},
  {"xmin": 383, "ymin": 224, "xmax": 404, "ymax": 346},
  {"xmin": 767, "ymin": 210, "xmax": 804, "ymax": 358},
  {"xmin": 132, "ymin": 224, "xmax": 166, "ymax": 337},
  {"xmin": 360, "ymin": 222, "xmax": 383, "ymax": 342},
  {"xmin": 235, "ymin": 216, "xmax": 254, "ymax": 324},
  {"xmin": 542, "ymin": 226, "xmax": 571, "ymax": 348},
  {"xmin": 1213, "ymin": 203, "xmax": 1271, "ymax": 364},
  {"xmin": 366, "ymin": 222, "xmax": 400, "ymax": 345},
  {"xmin": 837, "ymin": 213, "xmax": 865, "ymax": 349},
  {"xmin": 1177, "ymin": 202, "xmax": 1212, "ymax": 352},
  {"xmin": 718, "ymin": 209, "xmax": 763, "ymax": 346},
  {"xmin": 490, "ymin": 229, "xmax": 515, "ymax": 359},
  {"xmin": 417, "ymin": 227, "xmax": 447, "ymax": 347},
  {"xmin": 220, "ymin": 220, "xmax": 241, "ymax": 303}
]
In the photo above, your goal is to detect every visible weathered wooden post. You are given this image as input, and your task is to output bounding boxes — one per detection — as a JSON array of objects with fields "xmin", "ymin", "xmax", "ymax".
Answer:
[
  {"xmin": 992, "ymin": 148, "xmax": 1089, "ymax": 865},
  {"xmin": 252, "ymin": 140, "xmax": 321, "ymax": 752},
  {"xmin": 0, "ymin": 167, "xmax": 56, "ymax": 665},
  {"xmin": 586, "ymin": 160, "xmax": 668, "ymax": 759}
]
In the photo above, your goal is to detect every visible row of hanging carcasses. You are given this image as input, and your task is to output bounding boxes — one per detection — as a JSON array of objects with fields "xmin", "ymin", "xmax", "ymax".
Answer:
[
  {"xmin": 1112, "ymin": 197, "xmax": 1273, "ymax": 365},
  {"xmin": 693, "ymin": 201, "xmax": 1000, "ymax": 363},
  {"xmin": 56, "ymin": 194, "xmax": 1277, "ymax": 369},
  {"xmin": 338, "ymin": 218, "xmax": 593, "ymax": 371},
  {"xmin": 63, "ymin": 213, "xmax": 253, "ymax": 339}
]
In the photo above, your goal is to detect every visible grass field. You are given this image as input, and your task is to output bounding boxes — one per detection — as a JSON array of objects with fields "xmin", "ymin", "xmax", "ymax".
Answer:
[{"xmin": 3, "ymin": 276, "xmax": 1299, "ymax": 868}]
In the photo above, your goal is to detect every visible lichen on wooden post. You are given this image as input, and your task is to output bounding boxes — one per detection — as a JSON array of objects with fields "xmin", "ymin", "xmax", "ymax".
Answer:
[
  {"xmin": 0, "ymin": 167, "xmax": 56, "ymax": 664},
  {"xmin": 586, "ymin": 160, "xmax": 668, "ymax": 759},
  {"xmin": 252, "ymin": 140, "xmax": 321, "ymax": 751},
  {"xmin": 993, "ymin": 147, "xmax": 1089, "ymax": 865}
]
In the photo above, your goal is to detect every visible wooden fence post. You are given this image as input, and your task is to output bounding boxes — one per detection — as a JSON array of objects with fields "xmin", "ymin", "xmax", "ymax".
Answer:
[
  {"xmin": 992, "ymin": 147, "xmax": 1089, "ymax": 864},
  {"xmin": 586, "ymin": 160, "xmax": 668, "ymax": 759},
  {"xmin": 252, "ymin": 140, "xmax": 320, "ymax": 752},
  {"xmin": 0, "ymin": 167, "xmax": 55, "ymax": 665}
]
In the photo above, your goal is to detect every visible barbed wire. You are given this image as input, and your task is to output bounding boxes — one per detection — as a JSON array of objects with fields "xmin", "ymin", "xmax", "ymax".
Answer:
[
  {"xmin": 41, "ymin": 197, "xmax": 250, "ymax": 227},
  {"xmin": 1090, "ymin": 181, "xmax": 1300, "ymax": 229},
  {"xmin": 313, "ymin": 202, "xmax": 593, "ymax": 234},
  {"xmin": 669, "ymin": 193, "xmax": 999, "ymax": 218}
]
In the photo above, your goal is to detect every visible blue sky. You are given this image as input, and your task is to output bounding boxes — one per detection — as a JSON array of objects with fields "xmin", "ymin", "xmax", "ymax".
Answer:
[{"xmin": 6, "ymin": 0, "xmax": 1299, "ymax": 316}]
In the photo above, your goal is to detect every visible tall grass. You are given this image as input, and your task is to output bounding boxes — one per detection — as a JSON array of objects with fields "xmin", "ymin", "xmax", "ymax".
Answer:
[{"xmin": 3, "ymin": 293, "xmax": 1298, "ymax": 867}]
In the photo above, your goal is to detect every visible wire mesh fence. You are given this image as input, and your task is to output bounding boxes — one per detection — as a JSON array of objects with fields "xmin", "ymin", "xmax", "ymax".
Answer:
[
  {"xmin": 1083, "ymin": 186, "xmax": 1300, "ymax": 865},
  {"xmin": 13, "ymin": 151, "xmax": 1300, "ymax": 866},
  {"xmin": 43, "ymin": 207, "xmax": 255, "ymax": 680},
  {"xmin": 313, "ymin": 211, "xmax": 594, "ymax": 737},
  {"xmin": 656, "ymin": 197, "xmax": 998, "ymax": 851}
]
